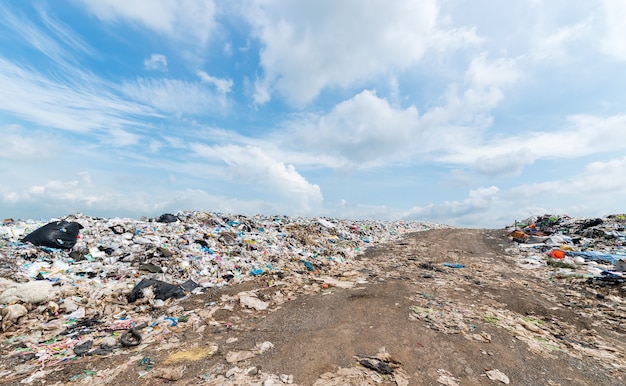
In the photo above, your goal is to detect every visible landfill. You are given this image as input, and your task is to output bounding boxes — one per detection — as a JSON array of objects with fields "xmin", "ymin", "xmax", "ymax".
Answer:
[
  {"xmin": 1, "ymin": 211, "xmax": 625, "ymax": 385},
  {"xmin": 505, "ymin": 213, "xmax": 626, "ymax": 285},
  {"xmin": 0, "ymin": 211, "xmax": 447, "ymax": 384}
]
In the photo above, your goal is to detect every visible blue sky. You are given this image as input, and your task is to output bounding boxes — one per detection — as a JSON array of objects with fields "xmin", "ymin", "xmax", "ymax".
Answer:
[{"xmin": 1, "ymin": 0, "xmax": 626, "ymax": 228}]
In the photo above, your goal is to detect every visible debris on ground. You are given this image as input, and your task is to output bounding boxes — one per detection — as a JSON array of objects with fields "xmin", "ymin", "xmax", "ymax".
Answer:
[
  {"xmin": 0, "ymin": 212, "xmax": 445, "ymax": 384},
  {"xmin": 1, "ymin": 212, "xmax": 624, "ymax": 384}
]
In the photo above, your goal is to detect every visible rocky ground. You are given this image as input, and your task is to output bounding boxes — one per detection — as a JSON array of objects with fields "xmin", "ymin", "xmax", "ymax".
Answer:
[{"xmin": 1, "ymin": 227, "xmax": 624, "ymax": 385}]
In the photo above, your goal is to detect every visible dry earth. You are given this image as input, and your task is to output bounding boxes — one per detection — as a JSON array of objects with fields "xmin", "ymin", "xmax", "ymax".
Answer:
[{"xmin": 2, "ymin": 229, "xmax": 625, "ymax": 385}]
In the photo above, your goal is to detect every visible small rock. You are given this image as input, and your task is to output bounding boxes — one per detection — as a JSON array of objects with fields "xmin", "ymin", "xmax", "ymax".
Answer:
[
  {"xmin": 486, "ymin": 369, "xmax": 510, "ymax": 384},
  {"xmin": 226, "ymin": 350, "xmax": 256, "ymax": 363}
]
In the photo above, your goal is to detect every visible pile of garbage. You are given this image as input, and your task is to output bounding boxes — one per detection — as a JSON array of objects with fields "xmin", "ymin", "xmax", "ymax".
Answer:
[
  {"xmin": 0, "ymin": 211, "xmax": 447, "ymax": 382},
  {"xmin": 505, "ymin": 213, "xmax": 626, "ymax": 288}
]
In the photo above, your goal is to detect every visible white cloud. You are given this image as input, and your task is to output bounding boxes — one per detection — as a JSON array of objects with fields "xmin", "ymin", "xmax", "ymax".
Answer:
[
  {"xmin": 404, "ymin": 186, "xmax": 500, "ymax": 225},
  {"xmin": 197, "ymin": 71, "xmax": 233, "ymax": 93},
  {"xmin": 438, "ymin": 114, "xmax": 626, "ymax": 174},
  {"xmin": 473, "ymin": 148, "xmax": 534, "ymax": 177},
  {"xmin": 278, "ymin": 51, "xmax": 522, "ymax": 168},
  {"xmin": 600, "ymin": 0, "xmax": 626, "ymax": 60},
  {"xmin": 1, "ymin": 125, "xmax": 60, "ymax": 161},
  {"xmin": 0, "ymin": 58, "xmax": 155, "ymax": 133},
  {"xmin": 121, "ymin": 77, "xmax": 229, "ymax": 115},
  {"xmin": 501, "ymin": 155, "xmax": 626, "ymax": 221},
  {"xmin": 286, "ymin": 90, "xmax": 420, "ymax": 165},
  {"xmin": 104, "ymin": 128, "xmax": 141, "ymax": 146},
  {"xmin": 191, "ymin": 144, "xmax": 323, "ymax": 213},
  {"xmin": 76, "ymin": 0, "xmax": 217, "ymax": 46},
  {"xmin": 571, "ymin": 156, "xmax": 626, "ymax": 194},
  {"xmin": 1, "ymin": 177, "xmax": 106, "ymax": 212},
  {"xmin": 531, "ymin": 21, "xmax": 590, "ymax": 62},
  {"xmin": 0, "ymin": 172, "xmax": 286, "ymax": 220},
  {"xmin": 0, "ymin": 4, "xmax": 86, "ymax": 66},
  {"xmin": 465, "ymin": 53, "xmax": 521, "ymax": 89},
  {"xmin": 144, "ymin": 53, "xmax": 168, "ymax": 71},
  {"xmin": 253, "ymin": 78, "xmax": 271, "ymax": 105},
  {"xmin": 36, "ymin": 5, "xmax": 97, "ymax": 58},
  {"xmin": 248, "ymin": 0, "xmax": 478, "ymax": 105}
]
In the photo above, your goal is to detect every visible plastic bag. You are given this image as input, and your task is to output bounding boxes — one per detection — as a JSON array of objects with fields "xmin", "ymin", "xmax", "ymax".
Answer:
[
  {"xmin": 127, "ymin": 278, "xmax": 185, "ymax": 303},
  {"xmin": 157, "ymin": 214, "xmax": 179, "ymax": 223},
  {"xmin": 21, "ymin": 221, "xmax": 83, "ymax": 249}
]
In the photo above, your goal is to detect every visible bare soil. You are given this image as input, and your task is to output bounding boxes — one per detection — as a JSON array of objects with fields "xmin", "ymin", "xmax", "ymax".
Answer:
[{"xmin": 2, "ymin": 229, "xmax": 625, "ymax": 385}]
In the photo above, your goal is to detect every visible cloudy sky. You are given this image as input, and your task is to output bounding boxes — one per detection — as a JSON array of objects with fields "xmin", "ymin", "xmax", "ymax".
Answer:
[{"xmin": 1, "ymin": 0, "xmax": 625, "ymax": 227}]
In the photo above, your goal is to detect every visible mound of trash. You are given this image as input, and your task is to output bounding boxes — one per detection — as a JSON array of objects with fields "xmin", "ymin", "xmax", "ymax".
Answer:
[
  {"xmin": 505, "ymin": 213, "xmax": 626, "ymax": 287},
  {"xmin": 0, "ymin": 211, "xmax": 447, "ymax": 379}
]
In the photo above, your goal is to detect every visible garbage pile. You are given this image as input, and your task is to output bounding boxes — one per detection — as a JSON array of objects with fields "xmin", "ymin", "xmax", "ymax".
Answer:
[
  {"xmin": 505, "ymin": 213, "xmax": 626, "ymax": 288},
  {"xmin": 0, "ymin": 211, "xmax": 447, "ymax": 383}
]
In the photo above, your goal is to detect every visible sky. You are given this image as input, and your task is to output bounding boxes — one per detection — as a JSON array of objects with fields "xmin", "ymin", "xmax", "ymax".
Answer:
[{"xmin": 1, "ymin": 0, "xmax": 626, "ymax": 228}]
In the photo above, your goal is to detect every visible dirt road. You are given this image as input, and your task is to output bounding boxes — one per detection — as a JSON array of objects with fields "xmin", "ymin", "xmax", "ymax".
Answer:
[{"xmin": 3, "ymin": 229, "xmax": 625, "ymax": 385}]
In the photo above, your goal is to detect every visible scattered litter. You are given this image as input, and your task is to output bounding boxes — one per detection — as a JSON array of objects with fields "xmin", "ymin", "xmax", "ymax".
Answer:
[
  {"xmin": 6, "ymin": 211, "xmax": 620, "ymax": 383},
  {"xmin": 312, "ymin": 348, "xmax": 408, "ymax": 386},
  {"xmin": 238, "ymin": 291, "xmax": 269, "ymax": 311},
  {"xmin": 437, "ymin": 368, "xmax": 460, "ymax": 386},
  {"xmin": 226, "ymin": 350, "xmax": 256, "ymax": 363},
  {"xmin": 165, "ymin": 345, "xmax": 218, "ymax": 363},
  {"xmin": 147, "ymin": 365, "xmax": 186, "ymax": 381}
]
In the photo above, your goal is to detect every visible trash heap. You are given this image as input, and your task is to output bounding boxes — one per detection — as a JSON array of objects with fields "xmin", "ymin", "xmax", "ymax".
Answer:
[
  {"xmin": 505, "ymin": 213, "xmax": 626, "ymax": 287},
  {"xmin": 0, "ymin": 211, "xmax": 447, "ymax": 383}
]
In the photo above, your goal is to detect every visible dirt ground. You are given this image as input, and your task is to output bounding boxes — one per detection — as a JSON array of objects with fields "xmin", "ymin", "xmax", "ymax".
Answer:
[{"xmin": 2, "ymin": 229, "xmax": 625, "ymax": 385}]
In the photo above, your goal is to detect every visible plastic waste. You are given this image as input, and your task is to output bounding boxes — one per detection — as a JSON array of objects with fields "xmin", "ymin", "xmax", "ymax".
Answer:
[
  {"xmin": 157, "ymin": 213, "xmax": 179, "ymax": 223},
  {"xmin": 0, "ymin": 280, "xmax": 56, "ymax": 304},
  {"xmin": 547, "ymin": 249, "xmax": 565, "ymax": 259},
  {"xmin": 1, "ymin": 304, "xmax": 28, "ymax": 330},
  {"xmin": 21, "ymin": 221, "xmax": 83, "ymax": 249},
  {"xmin": 127, "ymin": 279, "xmax": 186, "ymax": 303}
]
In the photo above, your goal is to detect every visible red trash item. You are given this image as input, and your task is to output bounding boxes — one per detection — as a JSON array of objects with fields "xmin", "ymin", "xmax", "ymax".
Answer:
[{"xmin": 548, "ymin": 249, "xmax": 565, "ymax": 259}]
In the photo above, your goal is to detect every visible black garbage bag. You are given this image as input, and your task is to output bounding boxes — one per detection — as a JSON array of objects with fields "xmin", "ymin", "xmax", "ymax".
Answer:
[
  {"xmin": 22, "ymin": 221, "xmax": 83, "ymax": 249},
  {"xmin": 157, "ymin": 213, "xmax": 179, "ymax": 223},
  {"xmin": 581, "ymin": 218, "xmax": 603, "ymax": 230},
  {"xmin": 127, "ymin": 278, "xmax": 185, "ymax": 303},
  {"xmin": 180, "ymin": 279, "xmax": 201, "ymax": 292}
]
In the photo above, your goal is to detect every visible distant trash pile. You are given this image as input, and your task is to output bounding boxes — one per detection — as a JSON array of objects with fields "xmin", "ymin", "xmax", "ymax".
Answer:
[
  {"xmin": 0, "ymin": 211, "xmax": 447, "ymax": 381},
  {"xmin": 505, "ymin": 213, "xmax": 626, "ymax": 286}
]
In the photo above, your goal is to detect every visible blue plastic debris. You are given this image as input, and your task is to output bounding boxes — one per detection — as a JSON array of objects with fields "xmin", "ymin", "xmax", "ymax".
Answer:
[
  {"xmin": 250, "ymin": 268, "xmax": 264, "ymax": 276},
  {"xmin": 301, "ymin": 260, "xmax": 314, "ymax": 271},
  {"xmin": 568, "ymin": 251, "xmax": 625, "ymax": 265},
  {"xmin": 443, "ymin": 263, "xmax": 465, "ymax": 269}
]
